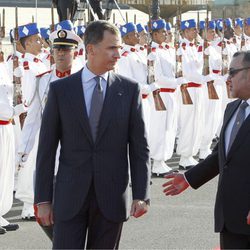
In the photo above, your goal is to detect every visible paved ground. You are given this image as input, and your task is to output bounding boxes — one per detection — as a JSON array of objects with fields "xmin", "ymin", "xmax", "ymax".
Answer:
[{"xmin": 1, "ymin": 153, "xmax": 220, "ymax": 250}]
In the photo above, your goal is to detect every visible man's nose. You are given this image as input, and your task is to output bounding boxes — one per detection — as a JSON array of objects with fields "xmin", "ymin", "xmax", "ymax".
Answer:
[{"xmin": 115, "ymin": 49, "xmax": 121, "ymax": 59}]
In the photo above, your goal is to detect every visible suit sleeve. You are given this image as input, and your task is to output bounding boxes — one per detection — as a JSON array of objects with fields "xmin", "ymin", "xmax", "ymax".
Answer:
[
  {"xmin": 185, "ymin": 143, "xmax": 219, "ymax": 189},
  {"xmin": 34, "ymin": 83, "xmax": 61, "ymax": 204},
  {"xmin": 128, "ymin": 83, "xmax": 151, "ymax": 201}
]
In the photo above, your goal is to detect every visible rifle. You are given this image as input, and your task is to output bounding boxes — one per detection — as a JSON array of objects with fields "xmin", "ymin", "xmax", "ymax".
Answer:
[
  {"xmin": 175, "ymin": 3, "xmax": 192, "ymax": 105},
  {"xmin": 203, "ymin": 4, "xmax": 219, "ymax": 100},
  {"xmin": 0, "ymin": 9, "xmax": 5, "ymax": 62},
  {"xmin": 13, "ymin": 7, "xmax": 26, "ymax": 128},
  {"xmin": 221, "ymin": 8, "xmax": 232, "ymax": 98},
  {"xmin": 241, "ymin": 18, "xmax": 246, "ymax": 50},
  {"xmin": 51, "ymin": 3, "xmax": 55, "ymax": 32},
  {"xmin": 147, "ymin": 19, "xmax": 166, "ymax": 111}
]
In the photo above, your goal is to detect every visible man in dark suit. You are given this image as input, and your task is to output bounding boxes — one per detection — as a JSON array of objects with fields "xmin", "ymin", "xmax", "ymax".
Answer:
[
  {"xmin": 162, "ymin": 50, "xmax": 250, "ymax": 249},
  {"xmin": 34, "ymin": 20, "xmax": 150, "ymax": 249}
]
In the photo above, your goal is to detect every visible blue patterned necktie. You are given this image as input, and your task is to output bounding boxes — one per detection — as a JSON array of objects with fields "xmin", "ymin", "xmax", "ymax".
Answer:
[{"xmin": 89, "ymin": 76, "xmax": 103, "ymax": 141}]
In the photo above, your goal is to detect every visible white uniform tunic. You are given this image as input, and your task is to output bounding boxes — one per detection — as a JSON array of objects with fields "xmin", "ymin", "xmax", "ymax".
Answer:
[{"xmin": 0, "ymin": 63, "xmax": 15, "ymax": 226}]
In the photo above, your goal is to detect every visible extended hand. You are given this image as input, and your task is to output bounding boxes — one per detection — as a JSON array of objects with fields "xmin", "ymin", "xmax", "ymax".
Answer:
[
  {"xmin": 247, "ymin": 210, "xmax": 250, "ymax": 225},
  {"xmin": 130, "ymin": 200, "xmax": 148, "ymax": 218},
  {"xmin": 162, "ymin": 173, "xmax": 189, "ymax": 196},
  {"xmin": 35, "ymin": 203, "xmax": 54, "ymax": 226}
]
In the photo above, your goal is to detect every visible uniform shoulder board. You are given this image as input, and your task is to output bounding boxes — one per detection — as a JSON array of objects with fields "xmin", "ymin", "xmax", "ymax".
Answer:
[
  {"xmin": 74, "ymin": 51, "xmax": 79, "ymax": 57},
  {"xmin": 36, "ymin": 70, "xmax": 52, "ymax": 78},
  {"xmin": 151, "ymin": 47, "xmax": 156, "ymax": 52},
  {"xmin": 197, "ymin": 45, "xmax": 203, "ymax": 52},
  {"xmin": 122, "ymin": 51, "xmax": 129, "ymax": 57},
  {"xmin": 79, "ymin": 48, "xmax": 84, "ymax": 56},
  {"xmin": 23, "ymin": 61, "xmax": 29, "ymax": 70}
]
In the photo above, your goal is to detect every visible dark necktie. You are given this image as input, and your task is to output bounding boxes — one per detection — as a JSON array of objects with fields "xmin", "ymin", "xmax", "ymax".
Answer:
[
  {"xmin": 228, "ymin": 101, "xmax": 249, "ymax": 151},
  {"xmin": 89, "ymin": 76, "xmax": 103, "ymax": 141}
]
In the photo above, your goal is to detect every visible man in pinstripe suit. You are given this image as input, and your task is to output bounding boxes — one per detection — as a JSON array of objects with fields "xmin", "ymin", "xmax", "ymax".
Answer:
[{"xmin": 34, "ymin": 20, "xmax": 150, "ymax": 249}]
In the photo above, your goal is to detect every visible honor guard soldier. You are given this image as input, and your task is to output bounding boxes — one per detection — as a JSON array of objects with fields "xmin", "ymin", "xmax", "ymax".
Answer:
[
  {"xmin": 15, "ymin": 22, "xmax": 48, "ymax": 220},
  {"xmin": 198, "ymin": 20, "xmax": 224, "ymax": 160},
  {"xmin": 234, "ymin": 18, "xmax": 243, "ymax": 51},
  {"xmin": 116, "ymin": 22, "xmax": 154, "ymax": 138},
  {"xmin": 0, "ymin": 62, "xmax": 25, "ymax": 234},
  {"xmin": 148, "ymin": 19, "xmax": 180, "ymax": 176},
  {"xmin": 176, "ymin": 19, "xmax": 205, "ymax": 169}
]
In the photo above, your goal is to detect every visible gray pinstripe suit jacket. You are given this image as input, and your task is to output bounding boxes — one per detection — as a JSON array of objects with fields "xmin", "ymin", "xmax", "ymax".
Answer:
[{"xmin": 34, "ymin": 69, "xmax": 150, "ymax": 223}]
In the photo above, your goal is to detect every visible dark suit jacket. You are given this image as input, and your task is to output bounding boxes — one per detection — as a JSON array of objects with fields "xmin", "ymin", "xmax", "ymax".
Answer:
[
  {"xmin": 34, "ymin": 69, "xmax": 150, "ymax": 223},
  {"xmin": 185, "ymin": 99, "xmax": 250, "ymax": 235}
]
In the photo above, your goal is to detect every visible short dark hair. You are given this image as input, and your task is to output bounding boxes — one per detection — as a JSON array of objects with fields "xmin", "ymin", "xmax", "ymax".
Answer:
[
  {"xmin": 233, "ymin": 51, "xmax": 250, "ymax": 67},
  {"xmin": 84, "ymin": 20, "xmax": 120, "ymax": 48},
  {"xmin": 19, "ymin": 36, "xmax": 29, "ymax": 50}
]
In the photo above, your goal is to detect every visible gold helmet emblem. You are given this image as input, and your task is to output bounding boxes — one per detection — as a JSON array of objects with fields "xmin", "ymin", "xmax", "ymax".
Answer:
[{"xmin": 57, "ymin": 30, "xmax": 67, "ymax": 39}]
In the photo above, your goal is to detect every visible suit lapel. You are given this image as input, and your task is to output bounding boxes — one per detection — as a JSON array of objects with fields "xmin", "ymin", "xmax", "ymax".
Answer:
[
  {"xmin": 66, "ymin": 69, "xmax": 93, "ymax": 145},
  {"xmin": 95, "ymin": 72, "xmax": 123, "ymax": 144},
  {"xmin": 220, "ymin": 99, "xmax": 241, "ymax": 161}
]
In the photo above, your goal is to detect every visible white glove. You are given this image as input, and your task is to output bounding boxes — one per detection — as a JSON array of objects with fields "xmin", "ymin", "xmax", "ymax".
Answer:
[
  {"xmin": 14, "ymin": 66, "xmax": 24, "ymax": 78},
  {"xmin": 223, "ymin": 73, "xmax": 229, "ymax": 82},
  {"xmin": 16, "ymin": 152, "xmax": 29, "ymax": 169},
  {"xmin": 14, "ymin": 104, "xmax": 26, "ymax": 116},
  {"xmin": 147, "ymin": 52, "xmax": 156, "ymax": 61},
  {"xmin": 176, "ymin": 77, "xmax": 187, "ymax": 85},
  {"xmin": 203, "ymin": 74, "xmax": 216, "ymax": 83},
  {"xmin": 149, "ymin": 82, "xmax": 160, "ymax": 92}
]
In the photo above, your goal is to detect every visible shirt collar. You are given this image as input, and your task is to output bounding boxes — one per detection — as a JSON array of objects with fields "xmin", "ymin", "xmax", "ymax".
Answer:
[
  {"xmin": 82, "ymin": 63, "xmax": 109, "ymax": 83},
  {"xmin": 245, "ymin": 99, "xmax": 250, "ymax": 106},
  {"xmin": 151, "ymin": 41, "xmax": 164, "ymax": 49}
]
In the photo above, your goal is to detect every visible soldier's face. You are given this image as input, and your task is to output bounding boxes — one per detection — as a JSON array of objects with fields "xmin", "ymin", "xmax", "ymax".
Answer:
[
  {"xmin": 87, "ymin": 30, "xmax": 121, "ymax": 74},
  {"xmin": 184, "ymin": 27, "xmax": 197, "ymax": 41},
  {"xmin": 53, "ymin": 47, "xmax": 75, "ymax": 71},
  {"xmin": 26, "ymin": 34, "xmax": 43, "ymax": 55},
  {"xmin": 165, "ymin": 30, "xmax": 173, "ymax": 43},
  {"xmin": 234, "ymin": 25, "xmax": 242, "ymax": 36},
  {"xmin": 154, "ymin": 29, "xmax": 167, "ymax": 44},
  {"xmin": 227, "ymin": 54, "xmax": 250, "ymax": 99},
  {"xmin": 244, "ymin": 25, "xmax": 250, "ymax": 36},
  {"xmin": 126, "ymin": 31, "xmax": 140, "ymax": 46},
  {"xmin": 224, "ymin": 27, "xmax": 234, "ymax": 40},
  {"xmin": 138, "ymin": 31, "xmax": 148, "ymax": 45},
  {"xmin": 207, "ymin": 29, "xmax": 215, "ymax": 41}
]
